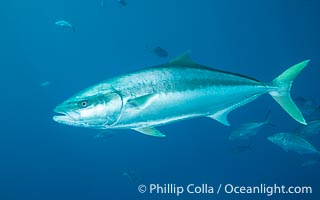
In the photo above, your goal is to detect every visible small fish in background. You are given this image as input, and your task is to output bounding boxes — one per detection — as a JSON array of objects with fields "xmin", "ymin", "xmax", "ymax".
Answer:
[
  {"xmin": 40, "ymin": 81, "xmax": 51, "ymax": 88},
  {"xmin": 118, "ymin": 0, "xmax": 127, "ymax": 6},
  {"xmin": 55, "ymin": 20, "xmax": 75, "ymax": 32},
  {"xmin": 122, "ymin": 168, "xmax": 140, "ymax": 183},
  {"xmin": 93, "ymin": 130, "xmax": 117, "ymax": 140},
  {"xmin": 229, "ymin": 111, "xmax": 274, "ymax": 140},
  {"xmin": 268, "ymin": 132, "xmax": 320, "ymax": 155},
  {"xmin": 233, "ymin": 143, "xmax": 252, "ymax": 153},
  {"xmin": 301, "ymin": 158, "xmax": 320, "ymax": 167},
  {"xmin": 152, "ymin": 46, "xmax": 169, "ymax": 58},
  {"xmin": 296, "ymin": 119, "xmax": 320, "ymax": 138},
  {"xmin": 294, "ymin": 96, "xmax": 320, "ymax": 117}
]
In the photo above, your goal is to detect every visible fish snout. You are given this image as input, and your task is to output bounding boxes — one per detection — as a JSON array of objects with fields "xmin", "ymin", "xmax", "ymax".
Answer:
[
  {"xmin": 53, "ymin": 103, "xmax": 81, "ymax": 125},
  {"xmin": 267, "ymin": 136, "xmax": 274, "ymax": 142},
  {"xmin": 53, "ymin": 111, "xmax": 81, "ymax": 126}
]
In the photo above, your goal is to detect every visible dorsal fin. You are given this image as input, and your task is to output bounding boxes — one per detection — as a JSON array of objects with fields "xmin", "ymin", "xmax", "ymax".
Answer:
[{"xmin": 169, "ymin": 51, "xmax": 196, "ymax": 66}]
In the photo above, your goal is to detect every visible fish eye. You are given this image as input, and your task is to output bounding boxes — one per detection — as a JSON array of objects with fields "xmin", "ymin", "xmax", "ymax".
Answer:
[
  {"xmin": 79, "ymin": 100, "xmax": 89, "ymax": 108},
  {"xmin": 281, "ymin": 137, "xmax": 286, "ymax": 143}
]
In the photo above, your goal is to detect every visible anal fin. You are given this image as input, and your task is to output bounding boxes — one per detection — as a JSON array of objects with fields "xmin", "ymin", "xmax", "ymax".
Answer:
[
  {"xmin": 208, "ymin": 94, "xmax": 260, "ymax": 126},
  {"xmin": 133, "ymin": 127, "xmax": 166, "ymax": 137},
  {"xmin": 208, "ymin": 111, "xmax": 230, "ymax": 126}
]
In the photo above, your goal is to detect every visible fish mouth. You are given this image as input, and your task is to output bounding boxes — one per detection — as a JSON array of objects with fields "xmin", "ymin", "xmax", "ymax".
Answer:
[
  {"xmin": 53, "ymin": 114, "xmax": 74, "ymax": 125},
  {"xmin": 53, "ymin": 107, "xmax": 80, "ymax": 125}
]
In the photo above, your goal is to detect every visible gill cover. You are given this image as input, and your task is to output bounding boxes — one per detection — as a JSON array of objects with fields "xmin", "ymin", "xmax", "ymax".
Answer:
[{"xmin": 105, "ymin": 91, "xmax": 124, "ymax": 126}]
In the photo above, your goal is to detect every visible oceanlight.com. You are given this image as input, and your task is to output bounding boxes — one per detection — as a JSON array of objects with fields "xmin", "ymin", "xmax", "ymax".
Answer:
[{"xmin": 137, "ymin": 183, "xmax": 312, "ymax": 197}]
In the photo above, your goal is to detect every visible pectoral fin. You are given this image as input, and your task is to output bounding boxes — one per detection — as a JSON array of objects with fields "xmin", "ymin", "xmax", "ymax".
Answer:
[
  {"xmin": 133, "ymin": 127, "xmax": 166, "ymax": 137},
  {"xmin": 126, "ymin": 94, "xmax": 158, "ymax": 110}
]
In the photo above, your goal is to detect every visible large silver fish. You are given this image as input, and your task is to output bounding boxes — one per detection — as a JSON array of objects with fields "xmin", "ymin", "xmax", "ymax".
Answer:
[
  {"xmin": 268, "ymin": 133, "xmax": 320, "ymax": 155},
  {"xmin": 53, "ymin": 52, "xmax": 309, "ymax": 137}
]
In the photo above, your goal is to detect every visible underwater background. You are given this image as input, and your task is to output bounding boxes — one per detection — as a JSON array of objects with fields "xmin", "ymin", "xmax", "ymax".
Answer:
[{"xmin": 1, "ymin": 0, "xmax": 320, "ymax": 199}]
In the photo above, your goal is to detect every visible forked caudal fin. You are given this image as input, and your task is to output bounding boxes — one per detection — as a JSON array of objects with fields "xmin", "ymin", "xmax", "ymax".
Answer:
[{"xmin": 269, "ymin": 60, "xmax": 310, "ymax": 125}]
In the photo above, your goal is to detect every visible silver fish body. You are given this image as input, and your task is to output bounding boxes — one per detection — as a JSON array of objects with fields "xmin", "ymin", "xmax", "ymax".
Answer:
[
  {"xmin": 295, "ymin": 97, "xmax": 320, "ymax": 117},
  {"xmin": 112, "ymin": 68, "xmax": 268, "ymax": 128},
  {"xmin": 53, "ymin": 52, "xmax": 309, "ymax": 137},
  {"xmin": 229, "ymin": 122, "xmax": 268, "ymax": 140},
  {"xmin": 296, "ymin": 120, "xmax": 320, "ymax": 138},
  {"xmin": 268, "ymin": 132, "xmax": 320, "ymax": 155},
  {"xmin": 229, "ymin": 110, "xmax": 272, "ymax": 140}
]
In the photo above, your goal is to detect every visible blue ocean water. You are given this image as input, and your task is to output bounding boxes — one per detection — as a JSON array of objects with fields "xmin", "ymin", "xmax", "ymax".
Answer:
[{"xmin": 1, "ymin": 0, "xmax": 320, "ymax": 199}]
